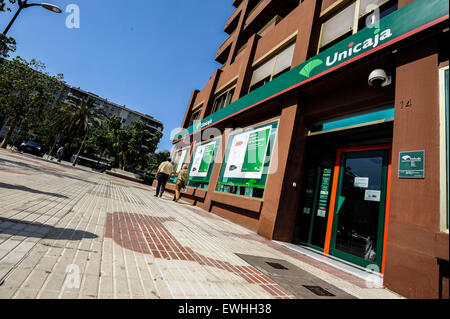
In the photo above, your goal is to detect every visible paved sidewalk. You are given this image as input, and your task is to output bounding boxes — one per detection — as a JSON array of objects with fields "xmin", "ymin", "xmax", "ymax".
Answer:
[{"xmin": 0, "ymin": 150, "xmax": 403, "ymax": 299}]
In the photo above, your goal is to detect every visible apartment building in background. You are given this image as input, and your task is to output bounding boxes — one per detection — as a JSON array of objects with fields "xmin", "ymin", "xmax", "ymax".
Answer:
[
  {"xmin": 160, "ymin": 0, "xmax": 449, "ymax": 299},
  {"xmin": 61, "ymin": 85, "xmax": 164, "ymax": 136},
  {"xmin": 0, "ymin": 85, "xmax": 163, "ymax": 142}
]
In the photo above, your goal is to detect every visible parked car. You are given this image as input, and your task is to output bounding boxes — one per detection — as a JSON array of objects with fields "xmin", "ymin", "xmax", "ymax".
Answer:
[{"xmin": 19, "ymin": 141, "xmax": 44, "ymax": 156}]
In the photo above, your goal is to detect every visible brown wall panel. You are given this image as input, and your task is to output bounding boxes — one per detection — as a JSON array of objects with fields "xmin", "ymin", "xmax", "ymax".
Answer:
[
  {"xmin": 384, "ymin": 37, "xmax": 444, "ymax": 299},
  {"xmin": 215, "ymin": 52, "xmax": 245, "ymax": 90},
  {"xmin": 252, "ymin": 6, "xmax": 301, "ymax": 63},
  {"xmin": 385, "ymin": 238, "xmax": 440, "ymax": 298},
  {"xmin": 210, "ymin": 202, "xmax": 260, "ymax": 232},
  {"xmin": 258, "ymin": 97, "xmax": 302, "ymax": 239}
]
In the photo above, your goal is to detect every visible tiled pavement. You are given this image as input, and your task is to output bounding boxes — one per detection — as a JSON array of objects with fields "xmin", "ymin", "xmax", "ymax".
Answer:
[{"xmin": 0, "ymin": 150, "xmax": 403, "ymax": 299}]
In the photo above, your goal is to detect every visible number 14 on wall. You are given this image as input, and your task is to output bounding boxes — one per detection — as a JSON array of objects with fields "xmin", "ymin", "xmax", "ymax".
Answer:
[{"xmin": 399, "ymin": 99, "xmax": 413, "ymax": 109}]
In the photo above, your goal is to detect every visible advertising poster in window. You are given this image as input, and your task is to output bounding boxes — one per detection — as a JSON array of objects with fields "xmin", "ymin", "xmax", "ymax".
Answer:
[
  {"xmin": 169, "ymin": 148, "xmax": 189, "ymax": 184},
  {"xmin": 317, "ymin": 168, "xmax": 332, "ymax": 218},
  {"xmin": 175, "ymin": 149, "xmax": 188, "ymax": 173},
  {"xmin": 217, "ymin": 121, "xmax": 278, "ymax": 189},
  {"xmin": 190, "ymin": 141, "xmax": 217, "ymax": 178},
  {"xmin": 223, "ymin": 125, "xmax": 272, "ymax": 180}
]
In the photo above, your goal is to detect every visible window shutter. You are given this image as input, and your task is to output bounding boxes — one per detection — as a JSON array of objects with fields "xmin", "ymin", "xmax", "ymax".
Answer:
[
  {"xmin": 250, "ymin": 57, "xmax": 276, "ymax": 87},
  {"xmin": 273, "ymin": 43, "xmax": 296, "ymax": 76},
  {"xmin": 320, "ymin": 2, "xmax": 356, "ymax": 47}
]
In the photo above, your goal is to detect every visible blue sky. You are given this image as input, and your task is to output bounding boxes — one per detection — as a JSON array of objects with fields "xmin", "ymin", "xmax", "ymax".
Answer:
[{"xmin": 1, "ymin": 0, "xmax": 235, "ymax": 152}]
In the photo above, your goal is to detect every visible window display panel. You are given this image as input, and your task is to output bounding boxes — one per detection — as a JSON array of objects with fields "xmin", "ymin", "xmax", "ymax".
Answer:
[
  {"xmin": 169, "ymin": 147, "xmax": 189, "ymax": 184},
  {"xmin": 216, "ymin": 121, "xmax": 279, "ymax": 198},
  {"xmin": 188, "ymin": 139, "xmax": 221, "ymax": 189}
]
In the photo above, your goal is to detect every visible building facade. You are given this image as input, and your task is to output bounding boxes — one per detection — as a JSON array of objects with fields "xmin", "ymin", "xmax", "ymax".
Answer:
[
  {"xmin": 161, "ymin": 0, "xmax": 449, "ymax": 298},
  {"xmin": 0, "ymin": 85, "xmax": 163, "ymax": 143},
  {"xmin": 61, "ymin": 86, "xmax": 163, "ymax": 136}
]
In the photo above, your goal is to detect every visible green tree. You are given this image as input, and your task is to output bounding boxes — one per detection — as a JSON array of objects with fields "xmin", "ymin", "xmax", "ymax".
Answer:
[
  {"xmin": 109, "ymin": 120, "xmax": 162, "ymax": 171},
  {"xmin": 0, "ymin": 57, "xmax": 64, "ymax": 149},
  {"xmin": 85, "ymin": 117, "xmax": 117, "ymax": 165},
  {"xmin": 0, "ymin": 1, "xmax": 17, "ymax": 58},
  {"xmin": 0, "ymin": 34, "xmax": 16, "ymax": 58},
  {"xmin": 106, "ymin": 115, "xmax": 122, "ymax": 167},
  {"xmin": 148, "ymin": 150, "xmax": 171, "ymax": 173},
  {"xmin": 51, "ymin": 97, "xmax": 103, "ymax": 162},
  {"xmin": 116, "ymin": 125, "xmax": 133, "ymax": 170},
  {"xmin": 0, "ymin": 0, "xmax": 13, "ymax": 12},
  {"xmin": 32, "ymin": 119, "xmax": 55, "ymax": 150}
]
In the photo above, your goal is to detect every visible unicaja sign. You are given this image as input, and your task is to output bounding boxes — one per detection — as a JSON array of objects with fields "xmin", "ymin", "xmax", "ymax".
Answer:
[
  {"xmin": 326, "ymin": 29, "xmax": 393, "ymax": 67},
  {"xmin": 172, "ymin": 0, "xmax": 449, "ymax": 144}
]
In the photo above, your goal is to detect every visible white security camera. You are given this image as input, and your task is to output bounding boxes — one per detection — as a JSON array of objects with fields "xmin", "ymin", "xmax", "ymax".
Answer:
[{"xmin": 368, "ymin": 69, "xmax": 392, "ymax": 87}]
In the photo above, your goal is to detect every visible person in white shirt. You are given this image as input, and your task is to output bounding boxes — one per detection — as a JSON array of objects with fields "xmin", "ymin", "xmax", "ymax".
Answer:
[{"xmin": 155, "ymin": 158, "xmax": 174, "ymax": 197}]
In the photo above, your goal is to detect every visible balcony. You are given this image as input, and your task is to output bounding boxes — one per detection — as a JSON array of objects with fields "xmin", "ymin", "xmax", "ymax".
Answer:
[
  {"xmin": 224, "ymin": 7, "xmax": 241, "ymax": 34},
  {"xmin": 233, "ymin": 0, "xmax": 243, "ymax": 8},
  {"xmin": 243, "ymin": 0, "xmax": 299, "ymax": 38},
  {"xmin": 245, "ymin": 0, "xmax": 270, "ymax": 28},
  {"xmin": 215, "ymin": 30, "xmax": 236, "ymax": 64}
]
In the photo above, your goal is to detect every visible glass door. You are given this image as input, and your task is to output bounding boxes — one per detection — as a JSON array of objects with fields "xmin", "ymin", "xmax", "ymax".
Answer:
[
  {"xmin": 329, "ymin": 148, "xmax": 390, "ymax": 269},
  {"xmin": 296, "ymin": 168, "xmax": 319, "ymax": 245},
  {"xmin": 295, "ymin": 167, "xmax": 333, "ymax": 251}
]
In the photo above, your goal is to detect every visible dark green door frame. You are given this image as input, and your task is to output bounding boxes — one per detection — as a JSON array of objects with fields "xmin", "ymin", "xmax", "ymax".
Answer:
[{"xmin": 329, "ymin": 149, "xmax": 390, "ymax": 270}]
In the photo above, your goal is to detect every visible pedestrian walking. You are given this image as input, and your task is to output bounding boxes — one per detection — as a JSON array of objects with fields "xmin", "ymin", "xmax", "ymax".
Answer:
[
  {"xmin": 56, "ymin": 145, "xmax": 64, "ymax": 163},
  {"xmin": 155, "ymin": 158, "xmax": 174, "ymax": 198},
  {"xmin": 173, "ymin": 164, "xmax": 189, "ymax": 202}
]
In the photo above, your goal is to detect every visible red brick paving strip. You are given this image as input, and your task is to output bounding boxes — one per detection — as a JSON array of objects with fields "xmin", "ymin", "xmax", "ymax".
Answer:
[{"xmin": 105, "ymin": 212, "xmax": 296, "ymax": 299}]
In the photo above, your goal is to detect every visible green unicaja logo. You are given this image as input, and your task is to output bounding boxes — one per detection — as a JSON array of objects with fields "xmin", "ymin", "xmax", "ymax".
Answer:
[{"xmin": 299, "ymin": 59, "xmax": 323, "ymax": 78}]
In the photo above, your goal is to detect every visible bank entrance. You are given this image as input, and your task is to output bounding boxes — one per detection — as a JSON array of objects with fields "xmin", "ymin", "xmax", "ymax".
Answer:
[{"xmin": 293, "ymin": 118, "xmax": 393, "ymax": 271}]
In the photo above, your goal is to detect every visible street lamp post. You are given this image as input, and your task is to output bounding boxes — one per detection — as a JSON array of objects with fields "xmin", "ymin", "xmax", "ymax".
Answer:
[{"xmin": 3, "ymin": 0, "xmax": 62, "ymax": 35}]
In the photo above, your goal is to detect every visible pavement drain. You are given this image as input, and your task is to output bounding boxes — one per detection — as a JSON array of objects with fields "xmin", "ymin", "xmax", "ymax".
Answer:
[
  {"xmin": 236, "ymin": 254, "xmax": 356, "ymax": 299},
  {"xmin": 266, "ymin": 262, "xmax": 289, "ymax": 270},
  {"xmin": 303, "ymin": 285, "xmax": 335, "ymax": 297}
]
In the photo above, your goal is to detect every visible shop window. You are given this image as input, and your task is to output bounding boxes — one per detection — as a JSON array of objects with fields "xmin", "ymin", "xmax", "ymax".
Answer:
[
  {"xmin": 211, "ymin": 87, "xmax": 235, "ymax": 115},
  {"xmin": 216, "ymin": 184, "xmax": 265, "ymax": 199},
  {"xmin": 319, "ymin": 0, "xmax": 398, "ymax": 52},
  {"xmin": 169, "ymin": 147, "xmax": 190, "ymax": 184},
  {"xmin": 216, "ymin": 121, "xmax": 279, "ymax": 199},
  {"xmin": 249, "ymin": 42, "xmax": 296, "ymax": 93},
  {"xmin": 187, "ymin": 139, "xmax": 221, "ymax": 189}
]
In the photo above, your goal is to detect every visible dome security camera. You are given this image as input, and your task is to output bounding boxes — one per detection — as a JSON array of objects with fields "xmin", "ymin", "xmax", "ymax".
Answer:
[{"xmin": 368, "ymin": 69, "xmax": 392, "ymax": 87}]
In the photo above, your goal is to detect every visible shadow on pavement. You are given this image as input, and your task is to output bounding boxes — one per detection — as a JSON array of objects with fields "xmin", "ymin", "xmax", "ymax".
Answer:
[
  {"xmin": 0, "ymin": 182, "xmax": 69, "ymax": 199},
  {"xmin": 0, "ymin": 217, "xmax": 98, "ymax": 240},
  {"xmin": 157, "ymin": 196, "xmax": 194, "ymax": 206}
]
